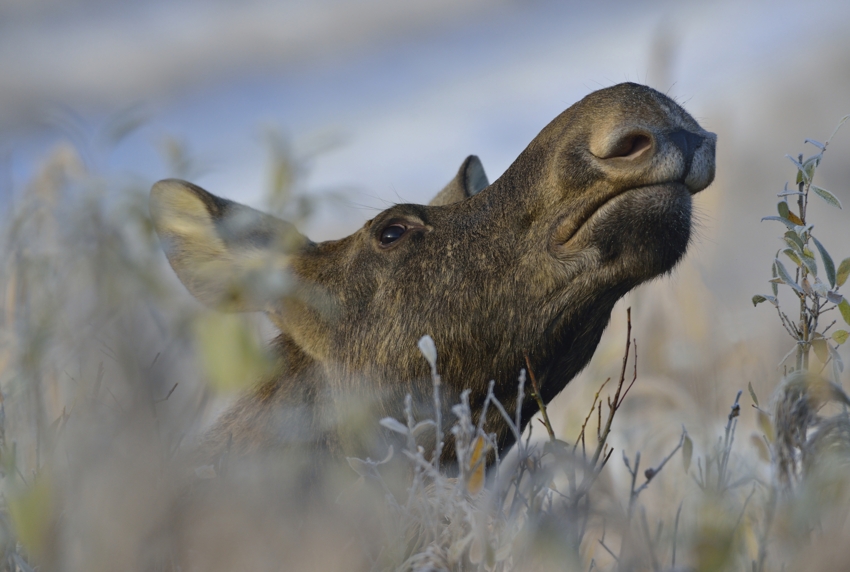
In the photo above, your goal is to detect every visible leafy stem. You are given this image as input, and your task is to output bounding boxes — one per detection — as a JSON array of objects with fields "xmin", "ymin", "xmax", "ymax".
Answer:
[{"xmin": 754, "ymin": 116, "xmax": 850, "ymax": 379}]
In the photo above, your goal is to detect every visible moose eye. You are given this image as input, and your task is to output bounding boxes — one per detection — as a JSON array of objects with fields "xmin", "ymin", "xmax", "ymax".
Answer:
[{"xmin": 379, "ymin": 224, "xmax": 407, "ymax": 245}]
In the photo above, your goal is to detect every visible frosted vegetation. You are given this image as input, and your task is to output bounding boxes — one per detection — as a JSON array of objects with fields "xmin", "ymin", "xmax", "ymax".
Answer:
[{"xmin": 0, "ymin": 118, "xmax": 849, "ymax": 571}]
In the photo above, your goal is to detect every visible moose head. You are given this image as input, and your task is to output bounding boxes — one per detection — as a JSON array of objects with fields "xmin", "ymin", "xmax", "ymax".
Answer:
[{"xmin": 150, "ymin": 82, "xmax": 716, "ymax": 466}]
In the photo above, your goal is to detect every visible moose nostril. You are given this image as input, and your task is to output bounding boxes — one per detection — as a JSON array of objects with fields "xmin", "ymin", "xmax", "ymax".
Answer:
[
  {"xmin": 602, "ymin": 133, "xmax": 653, "ymax": 160},
  {"xmin": 667, "ymin": 129, "xmax": 704, "ymax": 163}
]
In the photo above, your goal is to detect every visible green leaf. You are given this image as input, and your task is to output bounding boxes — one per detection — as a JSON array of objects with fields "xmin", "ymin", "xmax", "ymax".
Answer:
[
  {"xmin": 194, "ymin": 312, "xmax": 275, "ymax": 393},
  {"xmin": 779, "ymin": 343, "xmax": 799, "ymax": 367},
  {"xmin": 782, "ymin": 249, "xmax": 802, "ymax": 267},
  {"xmin": 771, "ymin": 262, "xmax": 779, "ymax": 297},
  {"xmin": 778, "ymin": 181, "xmax": 803, "ymax": 198},
  {"xmin": 784, "ymin": 231, "xmax": 804, "ymax": 253},
  {"xmin": 787, "ymin": 153, "xmax": 818, "ymax": 184},
  {"xmin": 378, "ymin": 417, "xmax": 409, "ymax": 435},
  {"xmin": 840, "ymin": 299, "xmax": 850, "ymax": 326},
  {"xmin": 682, "ymin": 434, "xmax": 693, "ymax": 473},
  {"xmin": 827, "ymin": 115, "xmax": 850, "ymax": 145},
  {"xmin": 787, "ymin": 154, "xmax": 804, "ymax": 172},
  {"xmin": 757, "ymin": 409, "xmax": 774, "ymax": 443},
  {"xmin": 748, "ymin": 381, "xmax": 759, "ymax": 407},
  {"xmin": 837, "ymin": 258, "xmax": 850, "ymax": 287},
  {"xmin": 466, "ymin": 435, "xmax": 487, "ymax": 496},
  {"xmin": 813, "ymin": 280, "xmax": 830, "ymax": 297},
  {"xmin": 812, "ymin": 185, "xmax": 842, "ymax": 209},
  {"xmin": 832, "ymin": 330, "xmax": 849, "ymax": 345},
  {"xmin": 751, "ymin": 434, "xmax": 770, "ymax": 463},
  {"xmin": 761, "ymin": 216, "xmax": 797, "ymax": 230},
  {"xmin": 804, "ymin": 153, "xmax": 822, "ymax": 170},
  {"xmin": 752, "ymin": 294, "xmax": 777, "ymax": 307},
  {"xmin": 813, "ymin": 337, "xmax": 829, "ymax": 363},
  {"xmin": 829, "ymin": 344, "xmax": 844, "ymax": 374},
  {"xmin": 800, "ymin": 154, "xmax": 820, "ymax": 182},
  {"xmin": 811, "ymin": 236, "xmax": 836, "ymax": 287},
  {"xmin": 796, "ymin": 224, "xmax": 814, "ymax": 241},
  {"xmin": 774, "ymin": 258, "xmax": 804, "ymax": 294},
  {"xmin": 800, "ymin": 251, "xmax": 818, "ymax": 278},
  {"xmin": 777, "ymin": 201, "xmax": 802, "ymax": 224}
]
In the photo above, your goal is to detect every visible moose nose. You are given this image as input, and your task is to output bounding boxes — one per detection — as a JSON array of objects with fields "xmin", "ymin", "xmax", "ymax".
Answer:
[
  {"xmin": 595, "ymin": 131, "xmax": 654, "ymax": 160},
  {"xmin": 667, "ymin": 128, "xmax": 704, "ymax": 166}
]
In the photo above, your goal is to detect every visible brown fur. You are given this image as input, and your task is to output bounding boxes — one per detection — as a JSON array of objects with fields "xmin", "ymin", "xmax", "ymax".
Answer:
[{"xmin": 150, "ymin": 83, "xmax": 716, "ymax": 467}]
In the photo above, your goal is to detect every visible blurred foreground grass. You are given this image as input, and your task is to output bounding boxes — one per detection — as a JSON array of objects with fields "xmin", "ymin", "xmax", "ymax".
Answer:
[{"xmin": 0, "ymin": 124, "xmax": 849, "ymax": 571}]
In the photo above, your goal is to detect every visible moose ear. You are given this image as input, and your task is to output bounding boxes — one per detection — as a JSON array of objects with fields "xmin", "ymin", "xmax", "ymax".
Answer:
[
  {"xmin": 150, "ymin": 179, "xmax": 311, "ymax": 312},
  {"xmin": 428, "ymin": 155, "xmax": 489, "ymax": 206}
]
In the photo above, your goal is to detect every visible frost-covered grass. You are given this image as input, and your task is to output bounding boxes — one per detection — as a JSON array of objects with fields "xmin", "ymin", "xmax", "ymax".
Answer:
[{"xmin": 1, "ymin": 120, "xmax": 850, "ymax": 571}]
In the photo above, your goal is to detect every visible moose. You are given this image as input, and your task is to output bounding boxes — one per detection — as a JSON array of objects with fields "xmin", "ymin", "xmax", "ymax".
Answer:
[{"xmin": 150, "ymin": 82, "xmax": 716, "ymax": 468}]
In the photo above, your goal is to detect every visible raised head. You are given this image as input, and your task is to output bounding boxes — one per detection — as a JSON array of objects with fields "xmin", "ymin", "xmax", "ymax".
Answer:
[{"xmin": 150, "ymin": 83, "xmax": 716, "ymax": 464}]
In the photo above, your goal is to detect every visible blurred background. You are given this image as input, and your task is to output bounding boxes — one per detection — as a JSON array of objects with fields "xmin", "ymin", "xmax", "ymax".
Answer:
[
  {"xmin": 2, "ymin": 1, "xmax": 850, "ymax": 568},
  {"xmin": 2, "ymin": 0, "xmax": 850, "ymax": 484}
]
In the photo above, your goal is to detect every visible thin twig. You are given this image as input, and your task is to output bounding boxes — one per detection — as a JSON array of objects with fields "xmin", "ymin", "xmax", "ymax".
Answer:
[
  {"xmin": 672, "ymin": 500, "xmax": 683, "ymax": 568},
  {"xmin": 574, "ymin": 447, "xmax": 615, "ymax": 501},
  {"xmin": 574, "ymin": 378, "xmax": 609, "ymax": 456},
  {"xmin": 525, "ymin": 356, "xmax": 556, "ymax": 441},
  {"xmin": 624, "ymin": 450, "xmax": 641, "ymax": 519},
  {"xmin": 598, "ymin": 539, "xmax": 619, "ymax": 562},
  {"xmin": 620, "ymin": 339, "xmax": 639, "ymax": 403},
  {"xmin": 633, "ymin": 431, "xmax": 687, "ymax": 497},
  {"xmin": 640, "ymin": 506, "xmax": 660, "ymax": 572},
  {"xmin": 718, "ymin": 391, "xmax": 743, "ymax": 490},
  {"xmin": 591, "ymin": 307, "xmax": 632, "ymax": 468},
  {"xmin": 154, "ymin": 382, "xmax": 179, "ymax": 404},
  {"xmin": 733, "ymin": 484, "xmax": 757, "ymax": 533}
]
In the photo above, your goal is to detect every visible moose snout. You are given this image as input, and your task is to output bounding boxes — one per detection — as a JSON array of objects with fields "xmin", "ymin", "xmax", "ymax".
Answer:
[
  {"xmin": 591, "ymin": 129, "xmax": 654, "ymax": 161},
  {"xmin": 588, "ymin": 121, "xmax": 716, "ymax": 195},
  {"xmin": 667, "ymin": 128, "xmax": 705, "ymax": 169},
  {"xmin": 592, "ymin": 125, "xmax": 712, "ymax": 165},
  {"xmin": 675, "ymin": 127, "xmax": 716, "ymax": 193}
]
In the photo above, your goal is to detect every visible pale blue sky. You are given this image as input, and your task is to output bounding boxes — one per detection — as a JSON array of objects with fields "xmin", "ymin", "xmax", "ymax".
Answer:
[{"xmin": 2, "ymin": 0, "xmax": 848, "ymax": 245}]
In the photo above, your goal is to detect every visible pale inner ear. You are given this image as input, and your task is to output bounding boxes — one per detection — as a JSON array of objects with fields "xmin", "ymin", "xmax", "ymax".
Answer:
[
  {"xmin": 428, "ymin": 155, "xmax": 489, "ymax": 206},
  {"xmin": 150, "ymin": 179, "xmax": 310, "ymax": 312}
]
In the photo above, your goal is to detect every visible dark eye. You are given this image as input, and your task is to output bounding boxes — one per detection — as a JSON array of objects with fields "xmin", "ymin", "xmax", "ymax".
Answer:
[{"xmin": 380, "ymin": 224, "xmax": 407, "ymax": 245}]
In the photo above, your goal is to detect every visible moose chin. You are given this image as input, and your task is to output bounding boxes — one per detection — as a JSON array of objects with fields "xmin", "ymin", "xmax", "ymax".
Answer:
[{"xmin": 150, "ymin": 82, "xmax": 716, "ymax": 470}]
